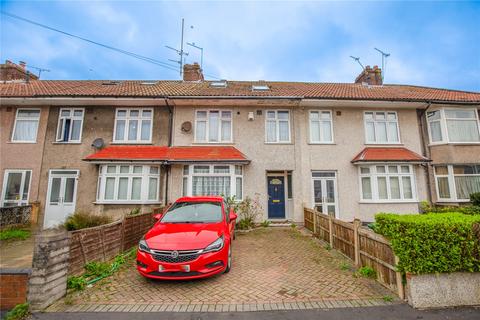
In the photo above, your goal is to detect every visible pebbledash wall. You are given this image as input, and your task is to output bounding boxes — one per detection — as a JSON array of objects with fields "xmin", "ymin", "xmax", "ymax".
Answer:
[
  {"xmin": 170, "ymin": 100, "xmax": 428, "ymax": 223},
  {"xmin": 36, "ymin": 105, "xmax": 170, "ymax": 227}
]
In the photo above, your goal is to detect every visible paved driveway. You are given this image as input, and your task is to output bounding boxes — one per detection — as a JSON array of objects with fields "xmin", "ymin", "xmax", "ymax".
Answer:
[{"xmin": 49, "ymin": 228, "xmax": 394, "ymax": 312}]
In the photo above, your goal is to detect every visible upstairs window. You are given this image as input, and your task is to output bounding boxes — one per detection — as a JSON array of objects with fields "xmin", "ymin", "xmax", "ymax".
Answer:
[
  {"xmin": 195, "ymin": 110, "xmax": 232, "ymax": 143},
  {"xmin": 114, "ymin": 108, "xmax": 153, "ymax": 143},
  {"xmin": 56, "ymin": 108, "xmax": 84, "ymax": 143},
  {"xmin": 12, "ymin": 109, "xmax": 40, "ymax": 142},
  {"xmin": 309, "ymin": 110, "xmax": 333, "ymax": 143},
  {"xmin": 364, "ymin": 111, "xmax": 400, "ymax": 144},
  {"xmin": 266, "ymin": 110, "xmax": 290, "ymax": 143},
  {"xmin": 427, "ymin": 109, "xmax": 480, "ymax": 144}
]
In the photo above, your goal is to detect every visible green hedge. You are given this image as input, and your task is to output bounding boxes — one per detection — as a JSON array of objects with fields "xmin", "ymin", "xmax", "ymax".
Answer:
[
  {"xmin": 420, "ymin": 201, "xmax": 480, "ymax": 215},
  {"xmin": 375, "ymin": 213, "xmax": 480, "ymax": 274}
]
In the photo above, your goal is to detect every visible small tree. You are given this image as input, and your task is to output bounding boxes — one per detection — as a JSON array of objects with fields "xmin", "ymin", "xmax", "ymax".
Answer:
[{"xmin": 236, "ymin": 195, "xmax": 263, "ymax": 230}]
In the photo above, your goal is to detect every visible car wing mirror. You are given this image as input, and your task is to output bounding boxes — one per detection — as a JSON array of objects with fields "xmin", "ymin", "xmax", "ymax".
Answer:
[{"xmin": 229, "ymin": 210, "xmax": 237, "ymax": 221}]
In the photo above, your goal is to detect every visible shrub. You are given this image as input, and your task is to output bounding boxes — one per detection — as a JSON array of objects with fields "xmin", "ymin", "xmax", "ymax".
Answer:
[
  {"xmin": 128, "ymin": 208, "xmax": 141, "ymax": 216},
  {"xmin": 235, "ymin": 196, "xmax": 262, "ymax": 230},
  {"xmin": 67, "ymin": 276, "xmax": 87, "ymax": 291},
  {"xmin": 5, "ymin": 303, "xmax": 29, "ymax": 320},
  {"xmin": 64, "ymin": 212, "xmax": 112, "ymax": 231},
  {"xmin": 375, "ymin": 213, "xmax": 480, "ymax": 274},
  {"xmin": 420, "ymin": 201, "xmax": 480, "ymax": 215},
  {"xmin": 260, "ymin": 220, "xmax": 270, "ymax": 227},
  {"xmin": 471, "ymin": 192, "xmax": 480, "ymax": 206},
  {"xmin": 357, "ymin": 266, "xmax": 376, "ymax": 278},
  {"xmin": 84, "ymin": 261, "xmax": 112, "ymax": 277},
  {"xmin": 0, "ymin": 228, "xmax": 31, "ymax": 241}
]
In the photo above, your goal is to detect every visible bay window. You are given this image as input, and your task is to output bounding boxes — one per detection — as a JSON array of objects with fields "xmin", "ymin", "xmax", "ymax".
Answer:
[
  {"xmin": 182, "ymin": 164, "xmax": 243, "ymax": 199},
  {"xmin": 359, "ymin": 164, "xmax": 416, "ymax": 202},
  {"xmin": 309, "ymin": 110, "xmax": 333, "ymax": 143},
  {"xmin": 1, "ymin": 170, "xmax": 31, "ymax": 207},
  {"xmin": 434, "ymin": 165, "xmax": 480, "ymax": 201},
  {"xmin": 97, "ymin": 165, "xmax": 160, "ymax": 203},
  {"xmin": 56, "ymin": 108, "xmax": 84, "ymax": 142},
  {"xmin": 427, "ymin": 108, "xmax": 480, "ymax": 144},
  {"xmin": 12, "ymin": 109, "xmax": 40, "ymax": 142},
  {"xmin": 364, "ymin": 111, "xmax": 400, "ymax": 144},
  {"xmin": 114, "ymin": 108, "xmax": 153, "ymax": 143},
  {"xmin": 266, "ymin": 110, "xmax": 290, "ymax": 143},
  {"xmin": 195, "ymin": 110, "xmax": 232, "ymax": 143}
]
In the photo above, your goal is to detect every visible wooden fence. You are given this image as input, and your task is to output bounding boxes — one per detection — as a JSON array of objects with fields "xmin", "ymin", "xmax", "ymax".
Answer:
[
  {"xmin": 304, "ymin": 207, "xmax": 404, "ymax": 299},
  {"xmin": 68, "ymin": 210, "xmax": 160, "ymax": 275}
]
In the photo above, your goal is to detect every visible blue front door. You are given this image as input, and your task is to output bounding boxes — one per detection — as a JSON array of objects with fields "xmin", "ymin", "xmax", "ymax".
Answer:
[{"xmin": 267, "ymin": 176, "xmax": 285, "ymax": 219}]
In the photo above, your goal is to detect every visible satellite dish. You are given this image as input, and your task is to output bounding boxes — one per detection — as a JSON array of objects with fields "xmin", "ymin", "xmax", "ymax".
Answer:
[
  {"xmin": 181, "ymin": 121, "xmax": 192, "ymax": 133},
  {"xmin": 91, "ymin": 138, "xmax": 105, "ymax": 149}
]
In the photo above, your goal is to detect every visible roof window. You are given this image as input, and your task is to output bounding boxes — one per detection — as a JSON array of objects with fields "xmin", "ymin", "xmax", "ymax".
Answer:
[
  {"xmin": 252, "ymin": 83, "xmax": 269, "ymax": 91},
  {"xmin": 210, "ymin": 80, "xmax": 227, "ymax": 88}
]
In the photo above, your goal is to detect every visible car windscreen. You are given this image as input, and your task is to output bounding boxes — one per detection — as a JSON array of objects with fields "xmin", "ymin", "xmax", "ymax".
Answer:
[{"xmin": 160, "ymin": 201, "xmax": 223, "ymax": 223}]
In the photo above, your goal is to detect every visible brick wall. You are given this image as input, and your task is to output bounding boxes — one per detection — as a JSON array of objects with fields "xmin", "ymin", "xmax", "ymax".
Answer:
[{"xmin": 0, "ymin": 269, "xmax": 31, "ymax": 310}]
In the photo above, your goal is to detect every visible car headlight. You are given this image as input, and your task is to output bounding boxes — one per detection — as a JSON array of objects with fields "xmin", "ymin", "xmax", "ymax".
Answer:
[
  {"xmin": 139, "ymin": 239, "xmax": 150, "ymax": 253},
  {"xmin": 203, "ymin": 235, "xmax": 224, "ymax": 253}
]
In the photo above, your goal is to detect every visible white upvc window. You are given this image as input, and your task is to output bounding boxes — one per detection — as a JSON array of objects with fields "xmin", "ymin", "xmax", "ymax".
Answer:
[
  {"xmin": 427, "ymin": 108, "xmax": 480, "ymax": 144},
  {"xmin": 113, "ymin": 108, "xmax": 153, "ymax": 143},
  {"xmin": 434, "ymin": 164, "xmax": 480, "ymax": 202},
  {"xmin": 182, "ymin": 164, "xmax": 243, "ymax": 200},
  {"xmin": 359, "ymin": 164, "xmax": 416, "ymax": 202},
  {"xmin": 309, "ymin": 110, "xmax": 333, "ymax": 143},
  {"xmin": 265, "ymin": 110, "xmax": 291, "ymax": 143},
  {"xmin": 11, "ymin": 109, "xmax": 41, "ymax": 143},
  {"xmin": 56, "ymin": 108, "xmax": 84, "ymax": 143},
  {"xmin": 1, "ymin": 170, "xmax": 32, "ymax": 207},
  {"xmin": 195, "ymin": 110, "xmax": 232, "ymax": 143},
  {"xmin": 364, "ymin": 111, "xmax": 400, "ymax": 144},
  {"xmin": 96, "ymin": 165, "xmax": 160, "ymax": 203}
]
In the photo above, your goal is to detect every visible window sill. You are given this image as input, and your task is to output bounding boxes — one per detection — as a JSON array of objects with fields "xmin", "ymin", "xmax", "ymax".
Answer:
[
  {"xmin": 52, "ymin": 142, "xmax": 82, "ymax": 145},
  {"xmin": 93, "ymin": 201, "xmax": 162, "ymax": 205},
  {"xmin": 308, "ymin": 142, "xmax": 336, "ymax": 145},
  {"xmin": 359, "ymin": 200, "xmax": 419, "ymax": 204},
  {"xmin": 364, "ymin": 143, "xmax": 403, "ymax": 146},
  {"xmin": 7, "ymin": 141, "xmax": 38, "ymax": 144},
  {"xmin": 264, "ymin": 142, "xmax": 293, "ymax": 145},
  {"xmin": 192, "ymin": 142, "xmax": 235, "ymax": 145},
  {"xmin": 435, "ymin": 200, "xmax": 471, "ymax": 203},
  {"xmin": 110, "ymin": 142, "xmax": 153, "ymax": 145},
  {"xmin": 428, "ymin": 142, "xmax": 480, "ymax": 147}
]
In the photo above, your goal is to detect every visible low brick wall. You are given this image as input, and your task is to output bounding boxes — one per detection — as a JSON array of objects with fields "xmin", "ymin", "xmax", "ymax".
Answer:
[
  {"xmin": 68, "ymin": 211, "xmax": 157, "ymax": 275},
  {"xmin": 0, "ymin": 205, "xmax": 31, "ymax": 228},
  {"xmin": 406, "ymin": 272, "xmax": 480, "ymax": 309},
  {"xmin": 0, "ymin": 269, "xmax": 31, "ymax": 310}
]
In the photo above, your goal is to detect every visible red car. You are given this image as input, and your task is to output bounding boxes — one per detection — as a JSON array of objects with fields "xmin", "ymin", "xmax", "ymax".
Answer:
[{"xmin": 136, "ymin": 196, "xmax": 237, "ymax": 280}]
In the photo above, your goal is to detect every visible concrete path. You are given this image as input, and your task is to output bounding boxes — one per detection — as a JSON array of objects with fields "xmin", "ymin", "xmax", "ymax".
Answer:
[
  {"xmin": 0, "ymin": 236, "xmax": 34, "ymax": 269},
  {"xmin": 32, "ymin": 305, "xmax": 480, "ymax": 320}
]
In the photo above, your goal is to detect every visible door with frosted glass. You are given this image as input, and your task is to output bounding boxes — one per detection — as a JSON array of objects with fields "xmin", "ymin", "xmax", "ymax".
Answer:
[
  {"xmin": 312, "ymin": 172, "xmax": 338, "ymax": 217},
  {"xmin": 44, "ymin": 170, "xmax": 78, "ymax": 229}
]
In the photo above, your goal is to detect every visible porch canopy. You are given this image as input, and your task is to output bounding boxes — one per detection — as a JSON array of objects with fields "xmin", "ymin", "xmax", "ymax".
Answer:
[
  {"xmin": 351, "ymin": 147, "xmax": 430, "ymax": 164},
  {"xmin": 84, "ymin": 145, "xmax": 250, "ymax": 164}
]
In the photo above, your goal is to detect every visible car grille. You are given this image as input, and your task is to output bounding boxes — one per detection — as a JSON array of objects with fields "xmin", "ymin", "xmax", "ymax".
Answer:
[
  {"xmin": 151, "ymin": 249, "xmax": 201, "ymax": 264},
  {"xmin": 149, "ymin": 271, "xmax": 201, "ymax": 277}
]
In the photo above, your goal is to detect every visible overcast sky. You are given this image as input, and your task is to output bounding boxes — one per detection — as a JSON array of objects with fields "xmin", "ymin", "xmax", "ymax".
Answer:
[{"xmin": 1, "ymin": 1, "xmax": 479, "ymax": 91}]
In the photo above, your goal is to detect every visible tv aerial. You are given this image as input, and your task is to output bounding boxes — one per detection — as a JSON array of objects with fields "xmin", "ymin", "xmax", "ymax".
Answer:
[
  {"xmin": 349, "ymin": 56, "xmax": 364, "ymax": 70},
  {"xmin": 374, "ymin": 47, "xmax": 390, "ymax": 82}
]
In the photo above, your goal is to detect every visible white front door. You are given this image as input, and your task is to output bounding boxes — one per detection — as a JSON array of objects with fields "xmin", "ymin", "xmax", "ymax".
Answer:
[
  {"xmin": 44, "ymin": 170, "xmax": 79, "ymax": 229},
  {"xmin": 312, "ymin": 171, "xmax": 339, "ymax": 218}
]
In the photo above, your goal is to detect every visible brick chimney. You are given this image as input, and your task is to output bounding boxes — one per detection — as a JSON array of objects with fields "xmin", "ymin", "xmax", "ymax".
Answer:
[
  {"xmin": 183, "ymin": 63, "xmax": 204, "ymax": 81},
  {"xmin": 0, "ymin": 60, "xmax": 39, "ymax": 82},
  {"xmin": 355, "ymin": 65, "xmax": 382, "ymax": 86}
]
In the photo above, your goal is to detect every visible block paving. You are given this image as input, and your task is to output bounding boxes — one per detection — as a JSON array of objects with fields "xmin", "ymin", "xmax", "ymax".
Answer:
[{"xmin": 48, "ymin": 227, "xmax": 397, "ymax": 312}]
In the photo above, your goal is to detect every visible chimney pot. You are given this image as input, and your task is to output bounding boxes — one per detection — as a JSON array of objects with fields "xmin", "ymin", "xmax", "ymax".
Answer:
[
  {"xmin": 183, "ymin": 62, "xmax": 204, "ymax": 81},
  {"xmin": 354, "ymin": 65, "xmax": 383, "ymax": 86}
]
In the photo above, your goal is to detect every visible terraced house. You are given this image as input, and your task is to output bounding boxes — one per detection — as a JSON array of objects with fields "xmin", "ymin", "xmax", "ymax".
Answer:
[{"xmin": 1, "ymin": 61, "xmax": 479, "ymax": 228}]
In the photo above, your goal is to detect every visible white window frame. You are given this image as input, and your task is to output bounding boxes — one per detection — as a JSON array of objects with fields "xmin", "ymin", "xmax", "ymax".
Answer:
[
  {"xmin": 434, "ymin": 164, "xmax": 480, "ymax": 202},
  {"xmin": 364, "ymin": 111, "xmax": 401, "ymax": 144},
  {"xmin": 11, "ymin": 108, "xmax": 41, "ymax": 143},
  {"xmin": 358, "ymin": 164, "xmax": 417, "ymax": 203},
  {"xmin": 96, "ymin": 164, "xmax": 160, "ymax": 204},
  {"xmin": 113, "ymin": 108, "xmax": 154, "ymax": 143},
  {"xmin": 427, "ymin": 108, "xmax": 480, "ymax": 145},
  {"xmin": 265, "ymin": 110, "xmax": 291, "ymax": 143},
  {"xmin": 182, "ymin": 164, "xmax": 243, "ymax": 200},
  {"xmin": 309, "ymin": 110, "xmax": 334, "ymax": 144},
  {"xmin": 1, "ymin": 170, "xmax": 32, "ymax": 207},
  {"xmin": 55, "ymin": 108, "xmax": 84, "ymax": 143},
  {"xmin": 194, "ymin": 110, "xmax": 233, "ymax": 143}
]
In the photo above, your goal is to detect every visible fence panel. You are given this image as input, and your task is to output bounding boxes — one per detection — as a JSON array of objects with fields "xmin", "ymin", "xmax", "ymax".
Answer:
[
  {"xmin": 304, "ymin": 208, "xmax": 314, "ymax": 232},
  {"xmin": 316, "ymin": 213, "xmax": 330, "ymax": 243},
  {"xmin": 332, "ymin": 220, "xmax": 355, "ymax": 260}
]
